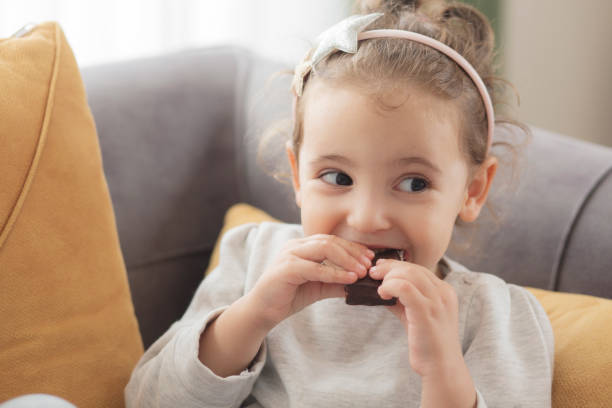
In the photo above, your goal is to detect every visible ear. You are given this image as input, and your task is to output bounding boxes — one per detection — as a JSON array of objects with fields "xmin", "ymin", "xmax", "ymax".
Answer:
[
  {"xmin": 458, "ymin": 156, "xmax": 498, "ymax": 223},
  {"xmin": 285, "ymin": 141, "xmax": 302, "ymax": 208}
]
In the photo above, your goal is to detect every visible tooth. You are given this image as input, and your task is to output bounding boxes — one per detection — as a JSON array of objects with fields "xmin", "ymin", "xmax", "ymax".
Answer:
[{"xmin": 399, "ymin": 250, "xmax": 405, "ymax": 261}]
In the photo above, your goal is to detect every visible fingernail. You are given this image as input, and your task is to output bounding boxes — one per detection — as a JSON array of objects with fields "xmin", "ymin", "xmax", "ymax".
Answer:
[
  {"xmin": 370, "ymin": 266, "xmax": 377, "ymax": 276},
  {"xmin": 366, "ymin": 249, "xmax": 375, "ymax": 258},
  {"xmin": 360, "ymin": 255, "xmax": 371, "ymax": 267}
]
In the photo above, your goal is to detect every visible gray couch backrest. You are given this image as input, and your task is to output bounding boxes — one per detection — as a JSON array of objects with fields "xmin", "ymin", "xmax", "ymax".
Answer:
[{"xmin": 83, "ymin": 46, "xmax": 612, "ymax": 347}]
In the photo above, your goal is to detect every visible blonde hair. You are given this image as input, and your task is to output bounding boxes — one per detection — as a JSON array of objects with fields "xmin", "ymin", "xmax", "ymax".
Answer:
[{"xmin": 258, "ymin": 0, "xmax": 529, "ymax": 185}]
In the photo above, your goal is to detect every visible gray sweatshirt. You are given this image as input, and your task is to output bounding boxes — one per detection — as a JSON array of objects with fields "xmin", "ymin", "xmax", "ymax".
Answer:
[{"xmin": 125, "ymin": 222, "xmax": 554, "ymax": 408}]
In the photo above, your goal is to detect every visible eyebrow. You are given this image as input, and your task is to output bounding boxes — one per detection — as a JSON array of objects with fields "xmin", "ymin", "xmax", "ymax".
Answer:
[{"xmin": 309, "ymin": 154, "xmax": 442, "ymax": 174}]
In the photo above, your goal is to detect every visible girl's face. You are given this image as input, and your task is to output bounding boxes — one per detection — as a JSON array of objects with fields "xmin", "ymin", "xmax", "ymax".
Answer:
[{"xmin": 287, "ymin": 81, "xmax": 497, "ymax": 276}]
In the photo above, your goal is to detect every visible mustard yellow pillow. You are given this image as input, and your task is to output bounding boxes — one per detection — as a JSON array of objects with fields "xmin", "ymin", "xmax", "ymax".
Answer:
[
  {"xmin": 526, "ymin": 287, "xmax": 612, "ymax": 407},
  {"xmin": 0, "ymin": 22, "xmax": 143, "ymax": 407},
  {"xmin": 209, "ymin": 203, "xmax": 612, "ymax": 407}
]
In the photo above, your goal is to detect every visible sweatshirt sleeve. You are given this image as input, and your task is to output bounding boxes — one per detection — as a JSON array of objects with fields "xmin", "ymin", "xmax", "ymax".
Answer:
[
  {"xmin": 125, "ymin": 223, "xmax": 266, "ymax": 408},
  {"xmin": 463, "ymin": 281, "xmax": 554, "ymax": 408}
]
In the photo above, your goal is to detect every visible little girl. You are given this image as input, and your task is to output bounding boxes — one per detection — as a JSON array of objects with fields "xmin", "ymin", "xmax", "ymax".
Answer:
[{"xmin": 126, "ymin": 1, "xmax": 554, "ymax": 407}]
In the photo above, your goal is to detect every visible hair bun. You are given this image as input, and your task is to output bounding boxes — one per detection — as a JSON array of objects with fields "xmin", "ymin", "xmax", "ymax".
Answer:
[
  {"xmin": 360, "ymin": 0, "xmax": 453, "ymax": 15},
  {"xmin": 394, "ymin": 0, "xmax": 419, "ymax": 6},
  {"xmin": 359, "ymin": 0, "xmax": 419, "ymax": 13},
  {"xmin": 382, "ymin": 0, "xmax": 420, "ymax": 10},
  {"xmin": 440, "ymin": 4, "xmax": 495, "ymax": 59}
]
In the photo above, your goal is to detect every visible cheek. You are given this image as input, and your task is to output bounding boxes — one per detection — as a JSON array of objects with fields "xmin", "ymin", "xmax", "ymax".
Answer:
[
  {"xmin": 418, "ymin": 211, "xmax": 455, "ymax": 242},
  {"xmin": 299, "ymin": 190, "xmax": 341, "ymax": 236},
  {"xmin": 408, "ymin": 200, "xmax": 459, "ymax": 258}
]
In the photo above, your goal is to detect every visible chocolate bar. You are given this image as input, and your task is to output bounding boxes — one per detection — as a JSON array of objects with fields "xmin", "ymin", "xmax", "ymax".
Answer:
[{"xmin": 344, "ymin": 248, "xmax": 402, "ymax": 306}]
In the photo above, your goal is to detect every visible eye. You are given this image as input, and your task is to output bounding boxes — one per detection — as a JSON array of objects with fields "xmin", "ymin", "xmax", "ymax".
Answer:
[
  {"xmin": 321, "ymin": 171, "xmax": 353, "ymax": 186},
  {"xmin": 397, "ymin": 177, "xmax": 429, "ymax": 192}
]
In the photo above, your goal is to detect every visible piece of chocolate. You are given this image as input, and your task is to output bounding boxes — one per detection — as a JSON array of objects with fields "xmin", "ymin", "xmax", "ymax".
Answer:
[
  {"xmin": 344, "ymin": 248, "xmax": 403, "ymax": 306},
  {"xmin": 345, "ymin": 275, "xmax": 396, "ymax": 306}
]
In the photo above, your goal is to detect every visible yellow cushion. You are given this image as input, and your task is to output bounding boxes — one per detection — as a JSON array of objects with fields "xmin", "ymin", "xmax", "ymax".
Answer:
[
  {"xmin": 209, "ymin": 203, "xmax": 612, "ymax": 407},
  {"xmin": 0, "ymin": 22, "xmax": 143, "ymax": 407},
  {"xmin": 526, "ymin": 287, "xmax": 612, "ymax": 407},
  {"xmin": 204, "ymin": 203, "xmax": 281, "ymax": 276}
]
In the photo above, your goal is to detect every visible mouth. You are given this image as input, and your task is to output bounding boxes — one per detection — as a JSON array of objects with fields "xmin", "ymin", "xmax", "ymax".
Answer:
[{"xmin": 370, "ymin": 247, "xmax": 405, "ymax": 263}]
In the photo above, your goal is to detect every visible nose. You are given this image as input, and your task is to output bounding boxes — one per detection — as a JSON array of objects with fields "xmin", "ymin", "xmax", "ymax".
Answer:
[{"xmin": 345, "ymin": 191, "xmax": 392, "ymax": 233}]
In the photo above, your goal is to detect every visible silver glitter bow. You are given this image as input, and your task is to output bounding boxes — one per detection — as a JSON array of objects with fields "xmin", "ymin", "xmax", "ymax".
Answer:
[{"xmin": 291, "ymin": 13, "xmax": 384, "ymax": 97}]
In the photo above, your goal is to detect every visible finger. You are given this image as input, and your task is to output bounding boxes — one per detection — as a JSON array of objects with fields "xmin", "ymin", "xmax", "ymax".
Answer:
[
  {"xmin": 386, "ymin": 267, "xmax": 438, "ymax": 297},
  {"xmin": 291, "ymin": 239, "xmax": 368, "ymax": 277},
  {"xmin": 308, "ymin": 234, "xmax": 374, "ymax": 269},
  {"xmin": 372, "ymin": 259, "xmax": 442, "ymax": 289},
  {"xmin": 378, "ymin": 258, "xmax": 444, "ymax": 287},
  {"xmin": 288, "ymin": 256, "xmax": 359, "ymax": 285},
  {"xmin": 378, "ymin": 276, "xmax": 429, "ymax": 312}
]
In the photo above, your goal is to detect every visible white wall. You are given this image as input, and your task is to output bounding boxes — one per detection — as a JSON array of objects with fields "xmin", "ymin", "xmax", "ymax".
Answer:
[
  {"xmin": 502, "ymin": 0, "xmax": 612, "ymax": 146},
  {"xmin": 0, "ymin": 0, "xmax": 352, "ymax": 67}
]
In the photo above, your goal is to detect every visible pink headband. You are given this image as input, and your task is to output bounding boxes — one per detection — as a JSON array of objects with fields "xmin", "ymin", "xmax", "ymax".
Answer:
[{"xmin": 291, "ymin": 13, "xmax": 495, "ymax": 155}]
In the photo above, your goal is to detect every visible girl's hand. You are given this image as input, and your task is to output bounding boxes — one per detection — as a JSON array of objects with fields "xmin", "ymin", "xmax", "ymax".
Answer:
[
  {"xmin": 248, "ymin": 234, "xmax": 374, "ymax": 330},
  {"xmin": 370, "ymin": 259, "xmax": 465, "ymax": 379}
]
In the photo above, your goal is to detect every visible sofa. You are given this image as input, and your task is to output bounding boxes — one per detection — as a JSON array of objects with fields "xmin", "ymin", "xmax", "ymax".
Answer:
[
  {"xmin": 2, "ymin": 22, "xmax": 612, "ymax": 407},
  {"xmin": 80, "ymin": 45, "xmax": 612, "ymax": 349}
]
